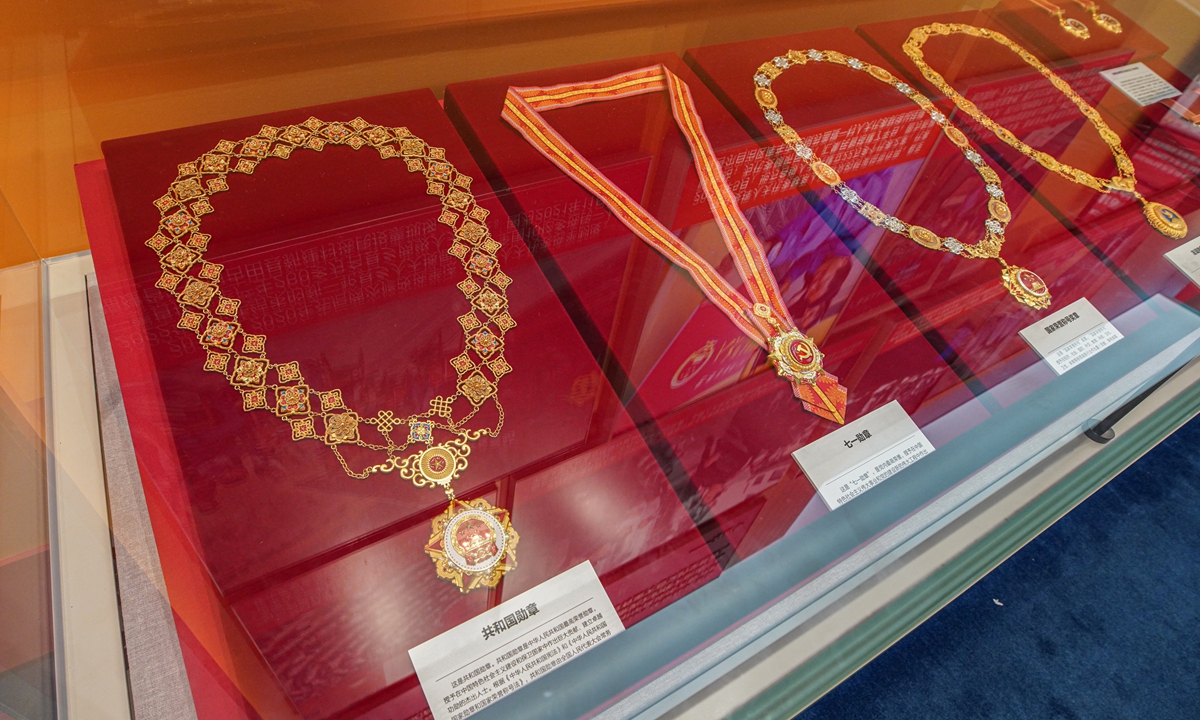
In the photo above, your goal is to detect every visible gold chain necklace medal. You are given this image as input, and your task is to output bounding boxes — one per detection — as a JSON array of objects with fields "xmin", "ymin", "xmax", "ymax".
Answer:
[
  {"xmin": 146, "ymin": 117, "xmax": 518, "ymax": 592},
  {"xmin": 502, "ymin": 66, "xmax": 849, "ymax": 423},
  {"xmin": 754, "ymin": 50, "xmax": 1051, "ymax": 310},
  {"xmin": 1026, "ymin": 0, "xmax": 1092, "ymax": 39},
  {"xmin": 904, "ymin": 24, "xmax": 1187, "ymax": 241}
]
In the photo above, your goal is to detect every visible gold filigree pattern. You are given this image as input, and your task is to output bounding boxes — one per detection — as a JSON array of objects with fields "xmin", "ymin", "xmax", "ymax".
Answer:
[{"xmin": 146, "ymin": 118, "xmax": 518, "ymax": 591}]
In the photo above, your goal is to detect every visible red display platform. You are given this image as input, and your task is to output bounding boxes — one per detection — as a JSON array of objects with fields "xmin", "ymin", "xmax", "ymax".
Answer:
[
  {"xmin": 857, "ymin": 10, "xmax": 1200, "ymax": 301},
  {"xmin": 85, "ymin": 88, "xmax": 719, "ymax": 720},
  {"xmin": 685, "ymin": 23, "xmax": 1148, "ymax": 398},
  {"xmin": 445, "ymin": 53, "xmax": 987, "ymax": 563}
]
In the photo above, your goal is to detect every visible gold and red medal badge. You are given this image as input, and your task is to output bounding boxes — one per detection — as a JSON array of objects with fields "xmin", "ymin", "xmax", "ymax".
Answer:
[
  {"xmin": 395, "ymin": 440, "xmax": 520, "ymax": 593},
  {"xmin": 1000, "ymin": 263, "xmax": 1052, "ymax": 310},
  {"xmin": 426, "ymin": 498, "xmax": 519, "ymax": 593},
  {"xmin": 761, "ymin": 314, "xmax": 848, "ymax": 424}
]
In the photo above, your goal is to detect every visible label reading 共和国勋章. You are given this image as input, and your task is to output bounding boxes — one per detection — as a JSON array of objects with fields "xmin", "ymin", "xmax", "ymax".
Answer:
[
  {"xmin": 408, "ymin": 561, "xmax": 624, "ymax": 720},
  {"xmin": 1018, "ymin": 298, "xmax": 1122, "ymax": 375},
  {"xmin": 792, "ymin": 400, "xmax": 934, "ymax": 510},
  {"xmin": 1100, "ymin": 63, "xmax": 1183, "ymax": 106}
]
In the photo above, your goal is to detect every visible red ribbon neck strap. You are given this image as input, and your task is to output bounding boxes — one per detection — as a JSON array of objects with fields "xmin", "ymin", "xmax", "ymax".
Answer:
[{"xmin": 501, "ymin": 64, "xmax": 847, "ymax": 423}]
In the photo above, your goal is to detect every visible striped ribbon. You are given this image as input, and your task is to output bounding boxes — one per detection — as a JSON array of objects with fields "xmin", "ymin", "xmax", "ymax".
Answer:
[{"xmin": 501, "ymin": 64, "xmax": 847, "ymax": 423}]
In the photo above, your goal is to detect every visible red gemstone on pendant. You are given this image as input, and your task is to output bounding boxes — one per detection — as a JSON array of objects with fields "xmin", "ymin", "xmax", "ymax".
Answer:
[{"xmin": 429, "ymin": 456, "xmax": 448, "ymax": 473}]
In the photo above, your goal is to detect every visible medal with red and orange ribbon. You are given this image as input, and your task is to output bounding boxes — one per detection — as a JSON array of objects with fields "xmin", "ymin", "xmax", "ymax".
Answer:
[{"xmin": 502, "ymin": 65, "xmax": 847, "ymax": 423}]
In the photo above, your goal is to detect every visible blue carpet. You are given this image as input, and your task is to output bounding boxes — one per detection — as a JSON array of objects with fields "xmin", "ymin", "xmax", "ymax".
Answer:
[{"xmin": 799, "ymin": 415, "xmax": 1200, "ymax": 720}]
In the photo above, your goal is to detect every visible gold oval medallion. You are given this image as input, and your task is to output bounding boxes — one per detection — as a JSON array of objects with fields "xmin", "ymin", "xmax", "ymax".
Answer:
[
  {"xmin": 755, "ymin": 87, "xmax": 778, "ymax": 109},
  {"xmin": 945, "ymin": 125, "xmax": 970, "ymax": 147},
  {"xmin": 1144, "ymin": 201, "xmax": 1188, "ymax": 239},
  {"xmin": 1062, "ymin": 17, "xmax": 1090, "ymax": 39},
  {"xmin": 1095, "ymin": 12, "xmax": 1122, "ymax": 33},
  {"xmin": 1016, "ymin": 268, "xmax": 1049, "ymax": 297},
  {"xmin": 909, "ymin": 225, "xmax": 942, "ymax": 249},
  {"xmin": 812, "ymin": 161, "xmax": 841, "ymax": 186},
  {"xmin": 989, "ymin": 197, "xmax": 1012, "ymax": 223},
  {"xmin": 868, "ymin": 65, "xmax": 895, "ymax": 83},
  {"xmin": 1035, "ymin": 151, "xmax": 1059, "ymax": 169}
]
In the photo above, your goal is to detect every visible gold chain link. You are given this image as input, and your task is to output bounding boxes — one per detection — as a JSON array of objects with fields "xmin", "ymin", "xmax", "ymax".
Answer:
[
  {"xmin": 904, "ymin": 23, "xmax": 1140, "ymax": 200},
  {"xmin": 144, "ymin": 117, "xmax": 514, "ymax": 492}
]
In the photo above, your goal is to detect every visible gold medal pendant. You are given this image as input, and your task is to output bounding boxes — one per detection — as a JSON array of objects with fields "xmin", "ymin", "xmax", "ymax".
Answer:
[
  {"xmin": 391, "ymin": 437, "xmax": 519, "ymax": 592},
  {"xmin": 1092, "ymin": 12, "xmax": 1121, "ymax": 33},
  {"xmin": 1144, "ymin": 201, "xmax": 1188, "ymax": 240},
  {"xmin": 766, "ymin": 329, "xmax": 823, "ymax": 384},
  {"xmin": 764, "ymin": 325, "xmax": 847, "ymax": 424},
  {"xmin": 1001, "ymin": 264, "xmax": 1052, "ymax": 310},
  {"xmin": 1058, "ymin": 14, "xmax": 1090, "ymax": 39},
  {"xmin": 426, "ymin": 497, "xmax": 519, "ymax": 593}
]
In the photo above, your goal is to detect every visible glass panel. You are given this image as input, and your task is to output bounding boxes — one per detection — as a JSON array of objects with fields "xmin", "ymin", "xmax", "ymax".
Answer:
[
  {"xmin": 0, "ymin": 189, "xmax": 54, "ymax": 719},
  {"xmin": 7, "ymin": 0, "xmax": 1200, "ymax": 718}
]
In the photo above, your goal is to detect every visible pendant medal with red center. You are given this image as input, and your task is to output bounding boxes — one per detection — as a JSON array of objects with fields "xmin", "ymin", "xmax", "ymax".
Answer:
[
  {"xmin": 788, "ymin": 336, "xmax": 816, "ymax": 367},
  {"xmin": 764, "ymin": 329, "xmax": 847, "ymax": 424},
  {"xmin": 425, "ymin": 498, "xmax": 519, "ymax": 592},
  {"xmin": 1001, "ymin": 265, "xmax": 1052, "ymax": 310},
  {"xmin": 767, "ymin": 329, "xmax": 823, "ymax": 382},
  {"xmin": 408, "ymin": 442, "xmax": 519, "ymax": 591}
]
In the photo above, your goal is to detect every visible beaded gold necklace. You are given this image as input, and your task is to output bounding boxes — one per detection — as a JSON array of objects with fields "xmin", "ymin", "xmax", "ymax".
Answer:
[
  {"xmin": 754, "ymin": 49, "xmax": 1051, "ymax": 310},
  {"xmin": 905, "ymin": 23, "xmax": 1187, "ymax": 240}
]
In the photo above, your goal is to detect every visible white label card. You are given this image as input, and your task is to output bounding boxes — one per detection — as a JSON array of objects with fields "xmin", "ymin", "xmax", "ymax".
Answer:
[
  {"xmin": 1100, "ymin": 63, "xmax": 1182, "ymax": 107},
  {"xmin": 1164, "ymin": 235, "xmax": 1200, "ymax": 285},
  {"xmin": 1018, "ymin": 298, "xmax": 1123, "ymax": 375},
  {"xmin": 409, "ymin": 562, "xmax": 623, "ymax": 720},
  {"xmin": 792, "ymin": 400, "xmax": 934, "ymax": 510}
]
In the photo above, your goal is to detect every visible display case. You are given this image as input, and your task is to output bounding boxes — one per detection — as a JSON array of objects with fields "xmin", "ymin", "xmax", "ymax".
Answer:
[{"xmin": 6, "ymin": 1, "xmax": 1200, "ymax": 719}]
